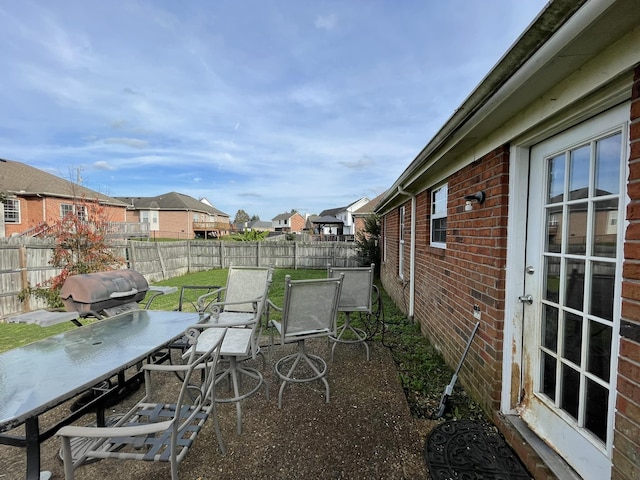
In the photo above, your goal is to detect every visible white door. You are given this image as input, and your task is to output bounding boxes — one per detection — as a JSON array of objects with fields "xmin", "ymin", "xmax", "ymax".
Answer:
[{"xmin": 521, "ymin": 106, "xmax": 627, "ymax": 480}]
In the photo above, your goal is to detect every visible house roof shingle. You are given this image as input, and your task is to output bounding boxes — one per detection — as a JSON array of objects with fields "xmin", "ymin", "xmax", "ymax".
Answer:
[
  {"xmin": 271, "ymin": 212, "xmax": 301, "ymax": 221},
  {"xmin": 0, "ymin": 159, "xmax": 128, "ymax": 206},
  {"xmin": 116, "ymin": 192, "xmax": 229, "ymax": 217}
]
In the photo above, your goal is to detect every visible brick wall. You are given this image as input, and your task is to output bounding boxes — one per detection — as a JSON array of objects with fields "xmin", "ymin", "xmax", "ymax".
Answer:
[
  {"xmin": 615, "ymin": 66, "xmax": 640, "ymax": 480},
  {"xmin": 418, "ymin": 146, "xmax": 510, "ymax": 414},
  {"xmin": 381, "ymin": 146, "xmax": 510, "ymax": 415},
  {"xmin": 4, "ymin": 196, "xmax": 126, "ymax": 236},
  {"xmin": 291, "ymin": 213, "xmax": 306, "ymax": 232},
  {"xmin": 159, "ymin": 210, "xmax": 193, "ymax": 239},
  {"xmin": 381, "ymin": 205, "xmax": 409, "ymax": 314}
]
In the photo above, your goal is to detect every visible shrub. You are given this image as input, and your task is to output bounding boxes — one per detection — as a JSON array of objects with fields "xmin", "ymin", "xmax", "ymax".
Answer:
[{"xmin": 19, "ymin": 200, "xmax": 125, "ymax": 309}]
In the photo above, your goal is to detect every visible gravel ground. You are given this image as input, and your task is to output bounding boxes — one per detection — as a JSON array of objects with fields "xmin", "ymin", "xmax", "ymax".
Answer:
[{"xmin": 1, "ymin": 339, "xmax": 436, "ymax": 479}]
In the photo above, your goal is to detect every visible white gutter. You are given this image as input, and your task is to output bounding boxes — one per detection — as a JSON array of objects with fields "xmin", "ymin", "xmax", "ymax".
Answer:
[{"xmin": 397, "ymin": 185, "xmax": 415, "ymax": 320}]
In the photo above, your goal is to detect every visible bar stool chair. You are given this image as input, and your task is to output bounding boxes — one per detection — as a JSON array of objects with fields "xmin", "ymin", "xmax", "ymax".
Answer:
[
  {"xmin": 327, "ymin": 263, "xmax": 375, "ymax": 361},
  {"xmin": 269, "ymin": 275, "xmax": 343, "ymax": 408}
]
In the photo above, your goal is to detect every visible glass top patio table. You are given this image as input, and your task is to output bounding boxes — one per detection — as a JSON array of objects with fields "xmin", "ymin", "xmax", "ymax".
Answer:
[{"xmin": 0, "ymin": 308, "xmax": 205, "ymax": 479}]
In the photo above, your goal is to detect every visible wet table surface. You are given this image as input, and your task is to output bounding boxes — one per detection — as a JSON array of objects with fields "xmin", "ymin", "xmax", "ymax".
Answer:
[{"xmin": 0, "ymin": 309, "xmax": 205, "ymax": 431}]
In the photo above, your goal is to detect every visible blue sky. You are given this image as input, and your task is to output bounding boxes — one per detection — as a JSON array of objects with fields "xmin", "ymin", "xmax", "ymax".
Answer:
[{"xmin": 0, "ymin": 1, "xmax": 548, "ymax": 221}]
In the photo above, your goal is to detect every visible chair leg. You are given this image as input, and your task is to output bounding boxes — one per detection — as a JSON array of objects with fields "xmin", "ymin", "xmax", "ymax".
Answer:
[
  {"xmin": 275, "ymin": 340, "xmax": 330, "ymax": 408},
  {"xmin": 215, "ymin": 356, "xmax": 265, "ymax": 434},
  {"xmin": 330, "ymin": 313, "xmax": 370, "ymax": 361},
  {"xmin": 60, "ymin": 436, "xmax": 76, "ymax": 480}
]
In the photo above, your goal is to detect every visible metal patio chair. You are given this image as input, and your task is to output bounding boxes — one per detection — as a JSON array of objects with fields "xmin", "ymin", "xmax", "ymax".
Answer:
[
  {"xmin": 191, "ymin": 266, "xmax": 273, "ymax": 433},
  {"xmin": 269, "ymin": 275, "xmax": 343, "ymax": 408},
  {"xmin": 57, "ymin": 326, "xmax": 227, "ymax": 480},
  {"xmin": 327, "ymin": 263, "xmax": 377, "ymax": 361}
]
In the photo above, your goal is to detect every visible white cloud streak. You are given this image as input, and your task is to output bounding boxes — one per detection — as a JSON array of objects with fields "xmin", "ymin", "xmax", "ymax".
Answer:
[{"xmin": 0, "ymin": 0, "xmax": 548, "ymax": 219}]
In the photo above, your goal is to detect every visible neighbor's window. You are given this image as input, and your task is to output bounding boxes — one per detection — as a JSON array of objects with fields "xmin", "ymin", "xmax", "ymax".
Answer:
[
  {"xmin": 431, "ymin": 184, "xmax": 448, "ymax": 247},
  {"xmin": 60, "ymin": 204, "xmax": 88, "ymax": 221},
  {"xmin": 4, "ymin": 198, "xmax": 20, "ymax": 224},
  {"xmin": 61, "ymin": 204, "xmax": 73, "ymax": 218}
]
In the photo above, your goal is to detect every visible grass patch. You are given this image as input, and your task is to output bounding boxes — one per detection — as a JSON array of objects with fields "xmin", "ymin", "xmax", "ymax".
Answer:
[{"xmin": 0, "ymin": 267, "xmax": 485, "ymax": 421}]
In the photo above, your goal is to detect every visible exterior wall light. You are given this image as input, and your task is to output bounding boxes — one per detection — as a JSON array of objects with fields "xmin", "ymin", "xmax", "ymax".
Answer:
[{"xmin": 464, "ymin": 191, "xmax": 486, "ymax": 211}]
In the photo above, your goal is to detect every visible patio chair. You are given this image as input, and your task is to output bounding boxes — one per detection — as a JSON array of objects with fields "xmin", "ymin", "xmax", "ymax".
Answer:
[
  {"xmin": 327, "ymin": 263, "xmax": 376, "ymax": 361},
  {"xmin": 177, "ymin": 284, "xmax": 223, "ymax": 312},
  {"xmin": 191, "ymin": 266, "xmax": 273, "ymax": 433},
  {"xmin": 57, "ymin": 325, "xmax": 227, "ymax": 480},
  {"xmin": 269, "ymin": 275, "xmax": 343, "ymax": 408}
]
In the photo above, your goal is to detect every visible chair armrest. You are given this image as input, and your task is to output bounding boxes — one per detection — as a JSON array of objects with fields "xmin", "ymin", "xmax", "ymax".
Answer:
[
  {"xmin": 57, "ymin": 420, "xmax": 174, "ymax": 439},
  {"xmin": 196, "ymin": 287, "xmax": 226, "ymax": 311},
  {"xmin": 201, "ymin": 295, "xmax": 263, "ymax": 314},
  {"xmin": 144, "ymin": 286, "xmax": 179, "ymax": 309},
  {"xmin": 265, "ymin": 299, "xmax": 282, "ymax": 324}
]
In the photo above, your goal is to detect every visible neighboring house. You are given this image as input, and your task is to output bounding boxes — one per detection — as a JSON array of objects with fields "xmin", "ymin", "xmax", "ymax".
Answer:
[
  {"xmin": 304, "ymin": 214, "xmax": 320, "ymax": 232},
  {"xmin": 271, "ymin": 211, "xmax": 305, "ymax": 233},
  {"xmin": 245, "ymin": 220, "xmax": 273, "ymax": 232},
  {"xmin": 375, "ymin": 2, "xmax": 639, "ymax": 480},
  {"xmin": 0, "ymin": 159, "xmax": 129, "ymax": 237},
  {"xmin": 117, "ymin": 192, "xmax": 230, "ymax": 239},
  {"xmin": 352, "ymin": 192, "xmax": 385, "ymax": 238},
  {"xmin": 318, "ymin": 197, "xmax": 369, "ymax": 236}
]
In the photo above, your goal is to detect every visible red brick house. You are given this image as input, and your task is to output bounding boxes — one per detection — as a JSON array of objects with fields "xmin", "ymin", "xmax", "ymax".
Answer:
[
  {"xmin": 376, "ymin": 2, "xmax": 639, "ymax": 480},
  {"xmin": 271, "ymin": 211, "xmax": 305, "ymax": 233},
  {"xmin": 353, "ymin": 192, "xmax": 385, "ymax": 238},
  {"xmin": 117, "ymin": 192, "xmax": 230, "ymax": 240},
  {"xmin": 0, "ymin": 159, "xmax": 128, "ymax": 237}
]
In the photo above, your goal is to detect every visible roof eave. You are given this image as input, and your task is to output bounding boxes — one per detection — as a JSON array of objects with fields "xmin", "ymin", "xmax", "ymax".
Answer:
[{"xmin": 376, "ymin": 0, "xmax": 587, "ymax": 214}]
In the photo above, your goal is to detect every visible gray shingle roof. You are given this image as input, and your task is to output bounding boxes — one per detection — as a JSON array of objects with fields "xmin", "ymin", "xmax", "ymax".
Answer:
[
  {"xmin": 272, "ymin": 212, "xmax": 299, "ymax": 221},
  {"xmin": 353, "ymin": 192, "xmax": 386, "ymax": 215},
  {"xmin": 116, "ymin": 192, "xmax": 229, "ymax": 217},
  {"xmin": 0, "ymin": 158, "xmax": 127, "ymax": 206}
]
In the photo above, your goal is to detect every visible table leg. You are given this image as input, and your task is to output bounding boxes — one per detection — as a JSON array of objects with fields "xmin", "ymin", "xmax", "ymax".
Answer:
[{"xmin": 25, "ymin": 417, "xmax": 48, "ymax": 480}]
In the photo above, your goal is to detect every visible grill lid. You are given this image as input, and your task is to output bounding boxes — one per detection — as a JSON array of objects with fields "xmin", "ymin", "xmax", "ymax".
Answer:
[{"xmin": 60, "ymin": 270, "xmax": 149, "ymax": 313}]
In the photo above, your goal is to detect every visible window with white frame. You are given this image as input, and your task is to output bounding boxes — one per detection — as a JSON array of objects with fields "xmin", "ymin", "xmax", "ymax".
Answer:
[
  {"xmin": 4, "ymin": 199, "xmax": 20, "ymax": 224},
  {"xmin": 431, "ymin": 184, "xmax": 448, "ymax": 247},
  {"xmin": 61, "ymin": 204, "xmax": 74, "ymax": 218},
  {"xmin": 399, "ymin": 206, "xmax": 405, "ymax": 278},
  {"xmin": 140, "ymin": 210, "xmax": 159, "ymax": 230},
  {"xmin": 383, "ymin": 216, "xmax": 387, "ymax": 263},
  {"xmin": 60, "ymin": 204, "xmax": 88, "ymax": 221}
]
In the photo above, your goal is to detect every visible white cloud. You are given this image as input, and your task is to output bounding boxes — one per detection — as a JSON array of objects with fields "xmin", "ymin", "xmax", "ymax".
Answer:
[
  {"xmin": 315, "ymin": 13, "xmax": 337, "ymax": 31},
  {"xmin": 93, "ymin": 161, "xmax": 115, "ymax": 170},
  {"xmin": 103, "ymin": 138, "xmax": 148, "ymax": 149},
  {"xmin": 0, "ymin": 0, "xmax": 549, "ymax": 220}
]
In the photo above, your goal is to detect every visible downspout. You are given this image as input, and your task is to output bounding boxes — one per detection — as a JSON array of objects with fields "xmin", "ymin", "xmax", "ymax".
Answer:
[{"xmin": 397, "ymin": 185, "xmax": 416, "ymax": 322}]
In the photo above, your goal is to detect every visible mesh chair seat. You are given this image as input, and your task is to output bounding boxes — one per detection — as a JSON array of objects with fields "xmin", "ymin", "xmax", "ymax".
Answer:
[
  {"xmin": 57, "ymin": 327, "xmax": 227, "ymax": 480},
  {"xmin": 270, "ymin": 275, "xmax": 343, "ymax": 408}
]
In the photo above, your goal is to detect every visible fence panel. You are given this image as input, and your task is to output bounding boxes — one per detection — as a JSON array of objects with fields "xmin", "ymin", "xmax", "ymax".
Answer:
[{"xmin": 0, "ymin": 238, "xmax": 360, "ymax": 318}]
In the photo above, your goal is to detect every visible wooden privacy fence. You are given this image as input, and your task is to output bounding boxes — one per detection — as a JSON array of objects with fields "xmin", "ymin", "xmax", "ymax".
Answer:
[{"xmin": 0, "ymin": 238, "xmax": 360, "ymax": 318}]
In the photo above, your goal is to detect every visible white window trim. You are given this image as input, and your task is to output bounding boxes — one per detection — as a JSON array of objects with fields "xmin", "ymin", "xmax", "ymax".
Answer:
[
  {"xmin": 431, "ymin": 183, "xmax": 448, "ymax": 249},
  {"xmin": 4, "ymin": 198, "xmax": 20, "ymax": 224}
]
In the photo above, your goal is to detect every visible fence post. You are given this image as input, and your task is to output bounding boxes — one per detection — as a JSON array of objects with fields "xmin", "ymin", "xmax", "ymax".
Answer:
[
  {"xmin": 294, "ymin": 241, "xmax": 298, "ymax": 270},
  {"xmin": 220, "ymin": 242, "xmax": 225, "ymax": 268},
  {"xmin": 156, "ymin": 242, "xmax": 167, "ymax": 278},
  {"xmin": 128, "ymin": 240, "xmax": 136, "ymax": 270},
  {"xmin": 257, "ymin": 241, "xmax": 261, "ymax": 266},
  {"xmin": 19, "ymin": 245, "xmax": 30, "ymax": 311}
]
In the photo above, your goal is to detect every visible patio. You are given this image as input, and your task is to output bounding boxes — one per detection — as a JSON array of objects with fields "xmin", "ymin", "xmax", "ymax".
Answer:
[{"xmin": 0, "ymin": 338, "xmax": 435, "ymax": 479}]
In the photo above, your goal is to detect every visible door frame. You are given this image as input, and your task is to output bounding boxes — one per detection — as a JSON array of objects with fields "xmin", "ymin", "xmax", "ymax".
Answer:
[{"xmin": 502, "ymin": 103, "xmax": 629, "ymax": 479}]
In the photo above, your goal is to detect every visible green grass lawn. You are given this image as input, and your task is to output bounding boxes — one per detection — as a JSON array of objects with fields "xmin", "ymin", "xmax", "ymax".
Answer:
[{"xmin": 0, "ymin": 268, "xmax": 326, "ymax": 353}]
